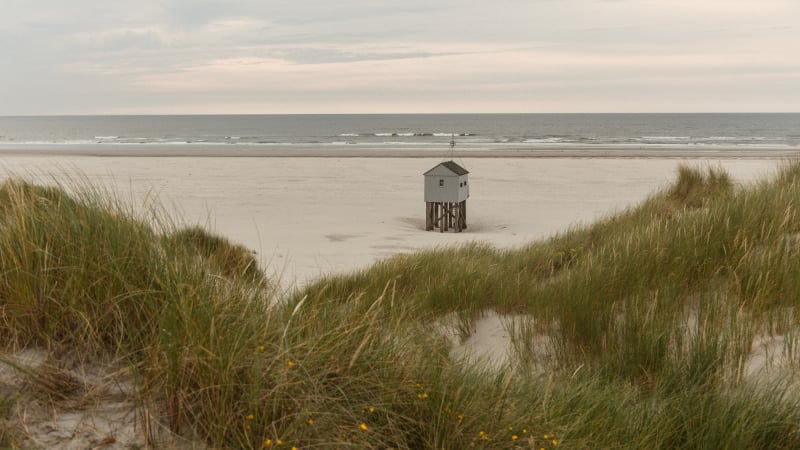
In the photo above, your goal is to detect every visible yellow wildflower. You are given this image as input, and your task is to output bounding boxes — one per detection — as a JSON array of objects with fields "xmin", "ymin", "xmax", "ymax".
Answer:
[
  {"xmin": 258, "ymin": 345, "xmax": 265, "ymax": 352},
  {"xmin": 246, "ymin": 414, "xmax": 254, "ymax": 420},
  {"xmin": 512, "ymin": 435, "xmax": 519, "ymax": 441},
  {"xmin": 307, "ymin": 418, "xmax": 314, "ymax": 426},
  {"xmin": 359, "ymin": 423, "xmax": 368, "ymax": 431},
  {"xmin": 287, "ymin": 360, "xmax": 295, "ymax": 368},
  {"xmin": 552, "ymin": 440, "xmax": 558, "ymax": 446},
  {"xmin": 368, "ymin": 407, "xmax": 375, "ymax": 413},
  {"xmin": 264, "ymin": 439, "xmax": 272, "ymax": 447}
]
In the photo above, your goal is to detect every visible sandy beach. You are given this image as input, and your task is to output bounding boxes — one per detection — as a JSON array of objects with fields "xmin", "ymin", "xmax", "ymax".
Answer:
[{"xmin": 0, "ymin": 151, "xmax": 784, "ymax": 288}]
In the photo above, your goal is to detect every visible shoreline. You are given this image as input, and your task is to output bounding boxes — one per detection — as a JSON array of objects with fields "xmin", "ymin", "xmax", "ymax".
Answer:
[{"xmin": 1, "ymin": 143, "xmax": 800, "ymax": 158}]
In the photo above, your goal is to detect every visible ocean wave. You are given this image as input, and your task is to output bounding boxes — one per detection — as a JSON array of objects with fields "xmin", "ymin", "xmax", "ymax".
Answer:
[
  {"xmin": 9, "ymin": 139, "xmax": 96, "ymax": 145},
  {"xmin": 2, "ymin": 134, "xmax": 795, "ymax": 150},
  {"xmin": 373, "ymin": 132, "xmax": 415, "ymax": 137},
  {"xmin": 523, "ymin": 138, "xmax": 564, "ymax": 144},
  {"xmin": 433, "ymin": 132, "xmax": 474, "ymax": 137},
  {"xmin": 2, "ymin": 114, "xmax": 797, "ymax": 152},
  {"xmin": 640, "ymin": 136, "xmax": 691, "ymax": 141},
  {"xmin": 370, "ymin": 132, "xmax": 473, "ymax": 137}
]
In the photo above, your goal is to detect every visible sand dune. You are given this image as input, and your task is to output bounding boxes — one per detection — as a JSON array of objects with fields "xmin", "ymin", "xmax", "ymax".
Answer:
[{"xmin": 0, "ymin": 154, "xmax": 788, "ymax": 448}]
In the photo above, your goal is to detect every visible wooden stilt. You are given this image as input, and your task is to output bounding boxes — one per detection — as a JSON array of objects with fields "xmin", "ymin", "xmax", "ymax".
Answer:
[
  {"xmin": 450, "ymin": 203, "xmax": 454, "ymax": 229},
  {"xmin": 425, "ymin": 202, "xmax": 433, "ymax": 230},
  {"xmin": 426, "ymin": 200, "xmax": 467, "ymax": 233},
  {"xmin": 425, "ymin": 203, "xmax": 429, "ymax": 230},
  {"xmin": 449, "ymin": 203, "xmax": 454, "ymax": 229},
  {"xmin": 437, "ymin": 202, "xmax": 443, "ymax": 233}
]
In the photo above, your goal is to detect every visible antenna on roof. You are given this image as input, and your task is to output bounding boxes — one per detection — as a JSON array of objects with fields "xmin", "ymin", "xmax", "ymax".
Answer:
[
  {"xmin": 445, "ymin": 133, "xmax": 456, "ymax": 160},
  {"xmin": 446, "ymin": 132, "xmax": 467, "ymax": 170}
]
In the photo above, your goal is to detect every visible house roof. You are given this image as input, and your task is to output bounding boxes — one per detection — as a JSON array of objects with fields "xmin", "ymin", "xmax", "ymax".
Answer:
[{"xmin": 423, "ymin": 160, "xmax": 469, "ymax": 176}]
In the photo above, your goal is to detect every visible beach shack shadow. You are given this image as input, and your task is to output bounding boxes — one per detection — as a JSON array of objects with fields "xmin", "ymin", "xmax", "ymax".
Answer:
[{"xmin": 397, "ymin": 216, "xmax": 494, "ymax": 233}]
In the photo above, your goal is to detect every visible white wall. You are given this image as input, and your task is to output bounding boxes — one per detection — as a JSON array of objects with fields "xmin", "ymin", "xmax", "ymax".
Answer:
[{"xmin": 424, "ymin": 165, "xmax": 468, "ymax": 202}]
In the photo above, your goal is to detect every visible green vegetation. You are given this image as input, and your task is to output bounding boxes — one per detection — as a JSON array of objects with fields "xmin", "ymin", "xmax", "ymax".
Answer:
[{"xmin": 2, "ymin": 163, "xmax": 800, "ymax": 448}]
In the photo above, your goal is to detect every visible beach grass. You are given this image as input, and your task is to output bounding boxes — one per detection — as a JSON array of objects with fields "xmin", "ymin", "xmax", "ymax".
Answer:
[{"xmin": 2, "ymin": 163, "xmax": 800, "ymax": 448}]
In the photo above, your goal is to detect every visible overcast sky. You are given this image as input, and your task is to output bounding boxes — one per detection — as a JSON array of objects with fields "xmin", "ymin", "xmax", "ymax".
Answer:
[{"xmin": 2, "ymin": 0, "xmax": 799, "ymax": 114}]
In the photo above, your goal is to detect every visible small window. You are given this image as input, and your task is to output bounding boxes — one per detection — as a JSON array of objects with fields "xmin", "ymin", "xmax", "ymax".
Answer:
[{"xmin": 439, "ymin": 179, "xmax": 444, "ymax": 187}]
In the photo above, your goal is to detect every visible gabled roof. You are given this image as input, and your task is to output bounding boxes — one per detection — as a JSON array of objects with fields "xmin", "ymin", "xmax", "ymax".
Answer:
[{"xmin": 423, "ymin": 160, "xmax": 469, "ymax": 176}]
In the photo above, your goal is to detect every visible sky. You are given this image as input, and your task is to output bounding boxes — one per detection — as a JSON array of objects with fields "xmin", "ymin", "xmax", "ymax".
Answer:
[{"xmin": 2, "ymin": 0, "xmax": 799, "ymax": 114}]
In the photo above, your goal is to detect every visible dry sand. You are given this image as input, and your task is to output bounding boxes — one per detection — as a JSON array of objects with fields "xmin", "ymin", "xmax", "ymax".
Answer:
[{"xmin": 0, "ymin": 154, "xmax": 783, "ymax": 288}]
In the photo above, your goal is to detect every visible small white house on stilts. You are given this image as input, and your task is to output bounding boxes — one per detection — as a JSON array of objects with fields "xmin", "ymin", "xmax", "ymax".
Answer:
[{"xmin": 424, "ymin": 160, "xmax": 469, "ymax": 232}]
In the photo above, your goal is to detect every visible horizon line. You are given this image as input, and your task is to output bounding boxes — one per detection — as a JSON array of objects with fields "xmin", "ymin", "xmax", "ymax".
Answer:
[{"xmin": 3, "ymin": 111, "xmax": 800, "ymax": 118}]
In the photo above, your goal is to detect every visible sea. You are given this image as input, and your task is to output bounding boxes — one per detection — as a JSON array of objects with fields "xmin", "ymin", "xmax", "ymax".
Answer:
[{"xmin": 1, "ymin": 113, "xmax": 798, "ymax": 154}]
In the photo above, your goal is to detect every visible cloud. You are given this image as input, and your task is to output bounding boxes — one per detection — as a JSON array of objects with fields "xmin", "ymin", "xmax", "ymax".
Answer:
[
  {"xmin": 63, "ymin": 28, "xmax": 167, "ymax": 51},
  {"xmin": 1, "ymin": 0, "xmax": 799, "ymax": 113}
]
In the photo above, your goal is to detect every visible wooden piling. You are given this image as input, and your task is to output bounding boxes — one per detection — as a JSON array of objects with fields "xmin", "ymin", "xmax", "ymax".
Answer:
[{"xmin": 426, "ymin": 200, "xmax": 468, "ymax": 233}]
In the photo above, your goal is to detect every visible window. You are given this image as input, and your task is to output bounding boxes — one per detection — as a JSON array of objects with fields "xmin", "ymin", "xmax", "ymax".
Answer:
[{"xmin": 439, "ymin": 179, "xmax": 444, "ymax": 187}]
